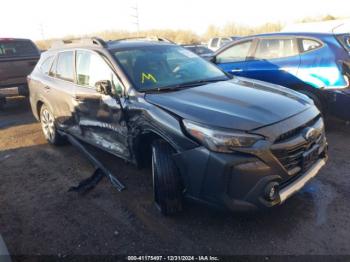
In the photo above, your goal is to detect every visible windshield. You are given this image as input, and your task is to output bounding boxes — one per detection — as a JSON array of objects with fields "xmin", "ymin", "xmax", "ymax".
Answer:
[{"xmin": 113, "ymin": 45, "xmax": 227, "ymax": 91}]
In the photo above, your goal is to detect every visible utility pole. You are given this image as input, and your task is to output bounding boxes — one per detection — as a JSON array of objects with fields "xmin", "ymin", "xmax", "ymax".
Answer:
[{"xmin": 131, "ymin": 1, "xmax": 140, "ymax": 36}]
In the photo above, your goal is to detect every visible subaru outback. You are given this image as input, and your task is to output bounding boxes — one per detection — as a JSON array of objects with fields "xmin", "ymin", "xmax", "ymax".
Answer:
[{"xmin": 28, "ymin": 37, "xmax": 328, "ymax": 215}]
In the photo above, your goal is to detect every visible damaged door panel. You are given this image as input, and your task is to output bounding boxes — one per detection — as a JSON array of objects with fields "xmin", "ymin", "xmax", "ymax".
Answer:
[
  {"xmin": 64, "ymin": 133, "xmax": 126, "ymax": 192},
  {"xmin": 72, "ymin": 50, "xmax": 130, "ymax": 160}
]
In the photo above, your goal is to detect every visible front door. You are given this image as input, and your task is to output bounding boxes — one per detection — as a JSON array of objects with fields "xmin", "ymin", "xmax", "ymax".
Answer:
[
  {"xmin": 215, "ymin": 40, "xmax": 255, "ymax": 78},
  {"xmin": 242, "ymin": 37, "xmax": 301, "ymax": 87},
  {"xmin": 72, "ymin": 50, "xmax": 130, "ymax": 160}
]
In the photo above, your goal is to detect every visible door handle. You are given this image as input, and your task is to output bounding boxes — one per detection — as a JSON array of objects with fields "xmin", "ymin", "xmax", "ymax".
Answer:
[{"xmin": 231, "ymin": 68, "xmax": 243, "ymax": 73}]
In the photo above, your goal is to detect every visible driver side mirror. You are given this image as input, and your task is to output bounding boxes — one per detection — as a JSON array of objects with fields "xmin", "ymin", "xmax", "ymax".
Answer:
[{"xmin": 96, "ymin": 80, "xmax": 113, "ymax": 96}]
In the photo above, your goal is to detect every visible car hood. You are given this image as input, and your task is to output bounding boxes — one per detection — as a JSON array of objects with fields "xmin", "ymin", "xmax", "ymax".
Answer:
[{"xmin": 145, "ymin": 77, "xmax": 313, "ymax": 131}]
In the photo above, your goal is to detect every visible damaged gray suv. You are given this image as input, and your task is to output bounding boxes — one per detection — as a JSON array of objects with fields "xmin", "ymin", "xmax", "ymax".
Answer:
[{"xmin": 28, "ymin": 37, "xmax": 328, "ymax": 215}]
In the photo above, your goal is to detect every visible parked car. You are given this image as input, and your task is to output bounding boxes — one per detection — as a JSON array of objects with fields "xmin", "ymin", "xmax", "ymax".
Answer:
[
  {"xmin": 28, "ymin": 37, "xmax": 327, "ymax": 215},
  {"xmin": 207, "ymin": 37, "xmax": 233, "ymax": 51},
  {"xmin": 182, "ymin": 44, "xmax": 214, "ymax": 58},
  {"xmin": 0, "ymin": 38, "xmax": 40, "ymax": 109},
  {"xmin": 210, "ymin": 32, "xmax": 350, "ymax": 120},
  {"xmin": 230, "ymin": 36, "xmax": 240, "ymax": 41}
]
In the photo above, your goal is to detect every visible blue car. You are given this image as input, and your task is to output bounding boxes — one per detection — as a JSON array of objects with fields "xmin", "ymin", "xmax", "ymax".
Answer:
[{"xmin": 211, "ymin": 32, "xmax": 350, "ymax": 120}]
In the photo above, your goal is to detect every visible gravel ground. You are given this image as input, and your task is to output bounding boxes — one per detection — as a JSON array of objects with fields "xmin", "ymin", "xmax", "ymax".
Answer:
[{"xmin": 0, "ymin": 97, "xmax": 350, "ymax": 256}]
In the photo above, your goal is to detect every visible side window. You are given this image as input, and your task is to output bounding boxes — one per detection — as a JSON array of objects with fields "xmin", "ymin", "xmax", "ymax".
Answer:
[
  {"xmin": 40, "ymin": 56, "xmax": 54, "ymax": 75},
  {"xmin": 49, "ymin": 56, "xmax": 58, "ymax": 77},
  {"xmin": 76, "ymin": 50, "xmax": 123, "ymax": 94},
  {"xmin": 220, "ymin": 38, "xmax": 231, "ymax": 47},
  {"xmin": 211, "ymin": 38, "xmax": 219, "ymax": 48},
  {"xmin": 55, "ymin": 51, "xmax": 74, "ymax": 82},
  {"xmin": 255, "ymin": 38, "xmax": 298, "ymax": 60},
  {"xmin": 216, "ymin": 41, "xmax": 252, "ymax": 63},
  {"xmin": 76, "ymin": 51, "xmax": 91, "ymax": 86},
  {"xmin": 300, "ymin": 39, "xmax": 322, "ymax": 52}
]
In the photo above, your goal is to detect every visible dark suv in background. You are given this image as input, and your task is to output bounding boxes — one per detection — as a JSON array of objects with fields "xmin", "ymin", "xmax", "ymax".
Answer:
[
  {"xmin": 0, "ymin": 38, "xmax": 40, "ymax": 109},
  {"xmin": 28, "ymin": 37, "xmax": 327, "ymax": 215}
]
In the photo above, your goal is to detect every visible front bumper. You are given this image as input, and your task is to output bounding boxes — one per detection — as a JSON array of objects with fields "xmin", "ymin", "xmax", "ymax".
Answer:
[
  {"xmin": 173, "ymin": 145, "xmax": 327, "ymax": 212},
  {"xmin": 279, "ymin": 158, "xmax": 326, "ymax": 203},
  {"xmin": 173, "ymin": 109, "xmax": 328, "ymax": 212}
]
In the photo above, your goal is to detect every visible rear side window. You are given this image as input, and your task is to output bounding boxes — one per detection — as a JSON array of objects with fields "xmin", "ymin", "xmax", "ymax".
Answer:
[
  {"xmin": 216, "ymin": 41, "xmax": 252, "ymax": 63},
  {"xmin": 255, "ymin": 38, "xmax": 298, "ymax": 59},
  {"xmin": 40, "ymin": 56, "xmax": 54, "ymax": 75},
  {"xmin": 300, "ymin": 39, "xmax": 322, "ymax": 52},
  {"xmin": 55, "ymin": 51, "xmax": 74, "ymax": 82},
  {"xmin": 0, "ymin": 40, "xmax": 39, "ymax": 57}
]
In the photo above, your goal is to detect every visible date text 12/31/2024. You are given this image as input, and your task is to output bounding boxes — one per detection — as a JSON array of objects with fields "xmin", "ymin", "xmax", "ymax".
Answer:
[{"xmin": 127, "ymin": 256, "xmax": 220, "ymax": 261}]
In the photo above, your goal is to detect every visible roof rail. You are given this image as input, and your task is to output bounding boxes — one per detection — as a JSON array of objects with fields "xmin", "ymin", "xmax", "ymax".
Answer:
[
  {"xmin": 111, "ymin": 36, "xmax": 175, "ymax": 44},
  {"xmin": 50, "ymin": 37, "xmax": 106, "ymax": 49}
]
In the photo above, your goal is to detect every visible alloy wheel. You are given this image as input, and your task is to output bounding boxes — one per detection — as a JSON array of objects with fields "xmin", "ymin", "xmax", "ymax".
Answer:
[{"xmin": 41, "ymin": 108, "xmax": 55, "ymax": 142}]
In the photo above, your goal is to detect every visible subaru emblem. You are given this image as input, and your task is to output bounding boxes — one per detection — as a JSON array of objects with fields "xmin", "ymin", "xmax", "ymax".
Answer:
[{"xmin": 304, "ymin": 127, "xmax": 319, "ymax": 142}]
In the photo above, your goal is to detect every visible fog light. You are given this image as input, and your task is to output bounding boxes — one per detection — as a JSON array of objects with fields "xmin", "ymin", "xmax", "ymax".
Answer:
[{"xmin": 265, "ymin": 182, "xmax": 279, "ymax": 201}]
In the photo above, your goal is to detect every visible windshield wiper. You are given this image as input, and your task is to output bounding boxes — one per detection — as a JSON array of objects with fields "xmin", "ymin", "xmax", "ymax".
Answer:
[{"xmin": 143, "ymin": 77, "xmax": 228, "ymax": 93}]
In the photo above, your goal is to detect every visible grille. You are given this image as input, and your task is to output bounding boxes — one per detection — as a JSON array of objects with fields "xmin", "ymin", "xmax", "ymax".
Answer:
[
  {"xmin": 272, "ymin": 116, "xmax": 325, "ymax": 176},
  {"xmin": 273, "ymin": 142, "xmax": 317, "ymax": 175},
  {"xmin": 275, "ymin": 116, "xmax": 320, "ymax": 143}
]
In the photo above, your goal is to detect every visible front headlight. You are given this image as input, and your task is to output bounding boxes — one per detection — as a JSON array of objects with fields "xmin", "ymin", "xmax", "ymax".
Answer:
[{"xmin": 183, "ymin": 119, "xmax": 263, "ymax": 153}]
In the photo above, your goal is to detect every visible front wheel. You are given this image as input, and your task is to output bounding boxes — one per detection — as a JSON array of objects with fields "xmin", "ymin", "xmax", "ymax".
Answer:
[
  {"xmin": 40, "ymin": 105, "xmax": 65, "ymax": 145},
  {"xmin": 152, "ymin": 140, "xmax": 183, "ymax": 216}
]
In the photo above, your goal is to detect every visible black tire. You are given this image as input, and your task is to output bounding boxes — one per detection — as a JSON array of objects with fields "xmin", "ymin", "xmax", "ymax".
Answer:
[
  {"xmin": 40, "ymin": 104, "xmax": 66, "ymax": 145},
  {"xmin": 151, "ymin": 140, "xmax": 183, "ymax": 215}
]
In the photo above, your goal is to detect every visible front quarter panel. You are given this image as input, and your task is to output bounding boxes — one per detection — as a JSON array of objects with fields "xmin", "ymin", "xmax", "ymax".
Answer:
[{"xmin": 127, "ymin": 94, "xmax": 199, "ymax": 153}]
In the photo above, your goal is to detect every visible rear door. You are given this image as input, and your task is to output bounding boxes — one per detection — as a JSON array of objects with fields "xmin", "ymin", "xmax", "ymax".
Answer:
[
  {"xmin": 215, "ymin": 39, "xmax": 255, "ymax": 77},
  {"xmin": 46, "ymin": 50, "xmax": 77, "ymax": 128},
  {"xmin": 73, "ymin": 50, "xmax": 130, "ymax": 160},
  {"xmin": 242, "ymin": 37, "xmax": 301, "ymax": 87}
]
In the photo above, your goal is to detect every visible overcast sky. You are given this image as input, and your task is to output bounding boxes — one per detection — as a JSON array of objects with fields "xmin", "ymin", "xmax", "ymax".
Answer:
[{"xmin": 1, "ymin": 0, "xmax": 349, "ymax": 40}]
